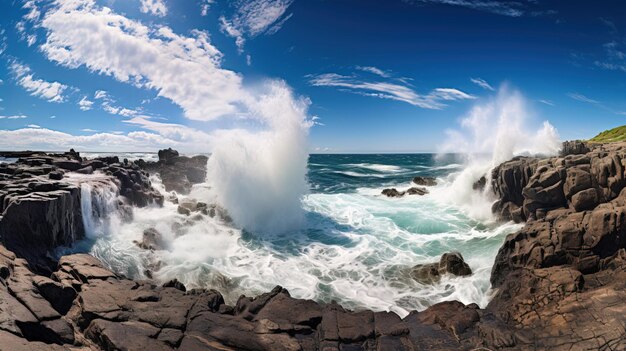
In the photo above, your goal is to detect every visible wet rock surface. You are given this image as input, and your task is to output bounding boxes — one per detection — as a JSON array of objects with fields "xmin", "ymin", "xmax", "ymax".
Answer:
[
  {"xmin": 139, "ymin": 148, "xmax": 208, "ymax": 194},
  {"xmin": 3, "ymin": 143, "xmax": 626, "ymax": 349},
  {"xmin": 381, "ymin": 186, "xmax": 429, "ymax": 197},
  {"xmin": 410, "ymin": 252, "xmax": 472, "ymax": 284},
  {"xmin": 0, "ymin": 150, "xmax": 163, "ymax": 272}
]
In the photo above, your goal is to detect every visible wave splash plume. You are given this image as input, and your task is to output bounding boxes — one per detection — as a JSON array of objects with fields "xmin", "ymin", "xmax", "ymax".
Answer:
[{"xmin": 436, "ymin": 86, "xmax": 561, "ymax": 221}]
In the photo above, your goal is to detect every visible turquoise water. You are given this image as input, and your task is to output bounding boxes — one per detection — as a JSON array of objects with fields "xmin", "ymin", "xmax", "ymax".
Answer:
[{"xmin": 75, "ymin": 153, "xmax": 519, "ymax": 317}]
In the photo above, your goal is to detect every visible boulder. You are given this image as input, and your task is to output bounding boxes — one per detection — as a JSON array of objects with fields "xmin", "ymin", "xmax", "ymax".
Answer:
[
  {"xmin": 410, "ymin": 252, "xmax": 472, "ymax": 284},
  {"xmin": 406, "ymin": 187, "xmax": 429, "ymax": 196},
  {"xmin": 381, "ymin": 188, "xmax": 403, "ymax": 197},
  {"xmin": 412, "ymin": 176, "xmax": 437, "ymax": 186},
  {"xmin": 158, "ymin": 148, "xmax": 179, "ymax": 165}
]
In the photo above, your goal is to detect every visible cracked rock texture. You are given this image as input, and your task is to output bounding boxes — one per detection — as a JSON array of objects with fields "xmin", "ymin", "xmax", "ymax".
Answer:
[{"xmin": 1, "ymin": 143, "xmax": 626, "ymax": 350}]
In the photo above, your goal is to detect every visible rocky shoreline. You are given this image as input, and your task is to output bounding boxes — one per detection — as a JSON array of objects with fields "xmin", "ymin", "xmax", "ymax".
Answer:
[{"xmin": 1, "ymin": 142, "xmax": 626, "ymax": 350}]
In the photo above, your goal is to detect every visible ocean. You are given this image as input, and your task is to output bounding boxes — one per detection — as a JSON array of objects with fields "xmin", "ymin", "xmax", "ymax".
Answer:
[{"xmin": 65, "ymin": 152, "xmax": 521, "ymax": 317}]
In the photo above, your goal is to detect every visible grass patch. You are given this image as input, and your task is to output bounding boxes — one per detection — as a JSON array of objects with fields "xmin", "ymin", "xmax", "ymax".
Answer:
[{"xmin": 589, "ymin": 125, "xmax": 626, "ymax": 143}]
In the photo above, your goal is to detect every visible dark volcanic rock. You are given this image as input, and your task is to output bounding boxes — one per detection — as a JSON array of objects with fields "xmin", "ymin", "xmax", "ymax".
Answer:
[
  {"xmin": 382, "ymin": 187, "xmax": 429, "ymax": 197},
  {"xmin": 140, "ymin": 149, "xmax": 207, "ymax": 194},
  {"xmin": 412, "ymin": 176, "xmax": 437, "ymax": 186},
  {"xmin": 561, "ymin": 140, "xmax": 591, "ymax": 156},
  {"xmin": 3, "ymin": 143, "xmax": 626, "ymax": 350},
  {"xmin": 410, "ymin": 252, "xmax": 472, "ymax": 284},
  {"xmin": 381, "ymin": 188, "xmax": 403, "ymax": 197}
]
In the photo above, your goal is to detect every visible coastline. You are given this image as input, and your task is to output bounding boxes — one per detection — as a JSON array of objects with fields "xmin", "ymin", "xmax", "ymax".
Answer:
[{"xmin": 1, "ymin": 141, "xmax": 626, "ymax": 350}]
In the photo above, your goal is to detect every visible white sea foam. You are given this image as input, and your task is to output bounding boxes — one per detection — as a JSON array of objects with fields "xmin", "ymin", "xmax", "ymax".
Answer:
[
  {"xmin": 435, "ymin": 86, "xmax": 560, "ymax": 221},
  {"xmin": 348, "ymin": 163, "xmax": 406, "ymax": 173}
]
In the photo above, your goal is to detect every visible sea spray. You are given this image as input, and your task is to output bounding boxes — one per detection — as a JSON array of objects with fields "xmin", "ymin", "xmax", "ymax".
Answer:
[
  {"xmin": 435, "ymin": 86, "xmax": 561, "ymax": 220},
  {"xmin": 205, "ymin": 80, "xmax": 311, "ymax": 233}
]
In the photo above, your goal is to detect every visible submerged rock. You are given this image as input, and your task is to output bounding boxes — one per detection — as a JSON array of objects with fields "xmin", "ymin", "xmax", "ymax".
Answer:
[{"xmin": 134, "ymin": 228, "xmax": 165, "ymax": 251}]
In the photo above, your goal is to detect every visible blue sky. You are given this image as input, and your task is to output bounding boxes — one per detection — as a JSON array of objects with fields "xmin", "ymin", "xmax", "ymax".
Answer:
[{"xmin": 0, "ymin": 0, "xmax": 625, "ymax": 153}]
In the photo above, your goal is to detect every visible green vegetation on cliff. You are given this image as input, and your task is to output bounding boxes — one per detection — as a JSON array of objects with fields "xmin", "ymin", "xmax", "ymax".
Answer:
[{"xmin": 590, "ymin": 125, "xmax": 626, "ymax": 143}]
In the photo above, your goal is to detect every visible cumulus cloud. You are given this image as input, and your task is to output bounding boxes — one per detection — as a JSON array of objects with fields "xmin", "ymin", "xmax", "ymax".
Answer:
[
  {"xmin": 38, "ymin": 0, "xmax": 244, "ymax": 121},
  {"xmin": 9, "ymin": 62, "xmax": 68, "ymax": 103},
  {"xmin": 140, "ymin": 0, "xmax": 168, "ymax": 17},
  {"xmin": 470, "ymin": 77, "xmax": 495, "ymax": 91},
  {"xmin": 219, "ymin": 0, "xmax": 294, "ymax": 52},
  {"xmin": 0, "ymin": 127, "xmax": 186, "ymax": 152},
  {"xmin": 308, "ymin": 72, "xmax": 474, "ymax": 109}
]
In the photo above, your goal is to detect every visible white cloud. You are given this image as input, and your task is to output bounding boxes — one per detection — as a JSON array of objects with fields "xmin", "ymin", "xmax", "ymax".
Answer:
[
  {"xmin": 94, "ymin": 90, "xmax": 109, "ymax": 100},
  {"xmin": 140, "ymin": 0, "xmax": 168, "ymax": 17},
  {"xmin": 78, "ymin": 96, "xmax": 94, "ymax": 110},
  {"xmin": 308, "ymin": 72, "xmax": 475, "ymax": 109},
  {"xmin": 538, "ymin": 99, "xmax": 554, "ymax": 106},
  {"xmin": 9, "ymin": 62, "xmax": 68, "ymax": 103},
  {"xmin": 356, "ymin": 66, "xmax": 390, "ymax": 78},
  {"xmin": 470, "ymin": 77, "xmax": 495, "ymax": 91},
  {"xmin": 81, "ymin": 128, "xmax": 98, "ymax": 132},
  {"xmin": 39, "ymin": 0, "xmax": 244, "ymax": 121},
  {"xmin": 200, "ymin": 0, "xmax": 214, "ymax": 16},
  {"xmin": 404, "ymin": 0, "xmax": 528, "ymax": 17},
  {"xmin": 595, "ymin": 42, "xmax": 626, "ymax": 73},
  {"xmin": 0, "ymin": 114, "xmax": 27, "ymax": 119},
  {"xmin": 26, "ymin": 124, "xmax": 41, "ymax": 128},
  {"xmin": 568, "ymin": 92, "xmax": 599, "ymax": 104},
  {"xmin": 220, "ymin": 0, "xmax": 294, "ymax": 52},
  {"xmin": 0, "ymin": 127, "xmax": 184, "ymax": 152}
]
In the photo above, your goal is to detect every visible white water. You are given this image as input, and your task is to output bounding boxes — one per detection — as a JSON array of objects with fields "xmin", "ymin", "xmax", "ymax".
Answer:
[
  {"xmin": 61, "ymin": 86, "xmax": 561, "ymax": 318},
  {"xmin": 436, "ymin": 87, "xmax": 561, "ymax": 221}
]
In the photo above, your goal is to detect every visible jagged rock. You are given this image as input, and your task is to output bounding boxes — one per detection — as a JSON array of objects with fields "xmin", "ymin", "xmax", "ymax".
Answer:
[
  {"xmin": 382, "ymin": 187, "xmax": 428, "ymax": 197},
  {"xmin": 382, "ymin": 188, "xmax": 403, "ymax": 197},
  {"xmin": 473, "ymin": 175, "xmax": 486, "ymax": 191},
  {"xmin": 140, "ymin": 150, "xmax": 207, "ymax": 194},
  {"xmin": 0, "ymin": 185, "xmax": 83, "ymax": 272},
  {"xmin": 561, "ymin": 140, "xmax": 590, "ymax": 156},
  {"xmin": 162, "ymin": 279, "xmax": 186, "ymax": 292},
  {"xmin": 48, "ymin": 171, "xmax": 63, "ymax": 180},
  {"xmin": 158, "ymin": 148, "xmax": 179, "ymax": 165},
  {"xmin": 412, "ymin": 176, "xmax": 437, "ymax": 186},
  {"xmin": 406, "ymin": 187, "xmax": 429, "ymax": 196},
  {"xmin": 52, "ymin": 160, "xmax": 82, "ymax": 171},
  {"xmin": 410, "ymin": 252, "xmax": 472, "ymax": 284}
]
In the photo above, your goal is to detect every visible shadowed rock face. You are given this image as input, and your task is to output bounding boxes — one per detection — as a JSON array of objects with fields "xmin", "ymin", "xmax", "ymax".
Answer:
[
  {"xmin": 0, "ymin": 150, "xmax": 163, "ymax": 272},
  {"xmin": 3, "ymin": 143, "xmax": 626, "ymax": 349},
  {"xmin": 138, "ymin": 149, "xmax": 208, "ymax": 194}
]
